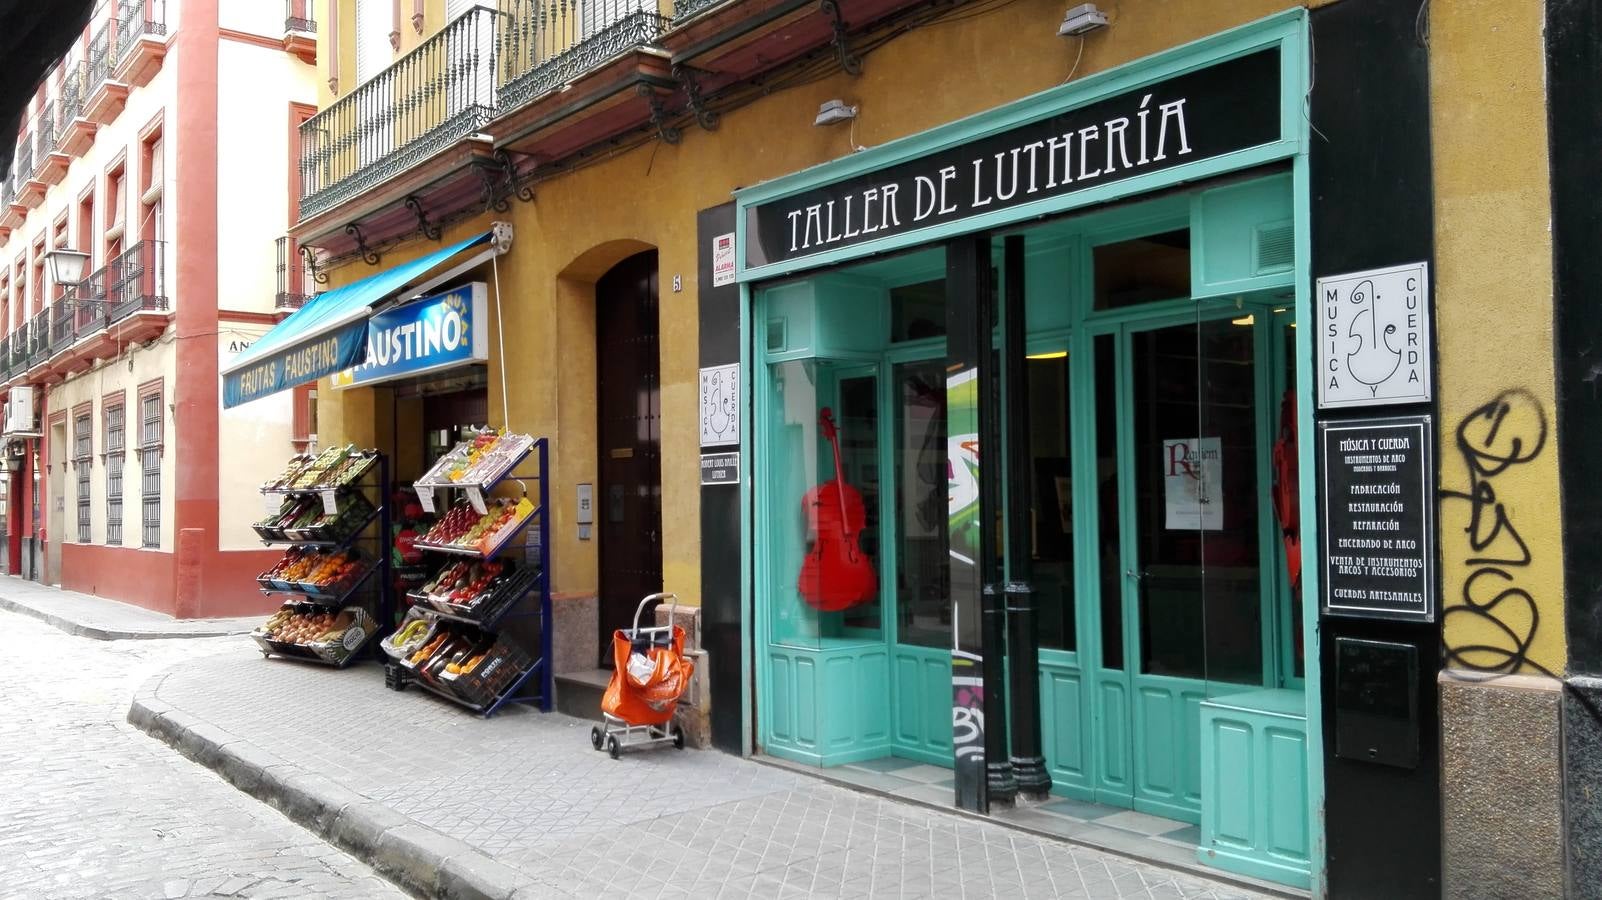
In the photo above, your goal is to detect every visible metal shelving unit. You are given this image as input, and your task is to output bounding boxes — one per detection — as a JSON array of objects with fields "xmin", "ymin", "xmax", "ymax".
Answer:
[
  {"xmin": 249, "ymin": 452, "xmax": 393, "ymax": 668},
  {"xmin": 384, "ymin": 436, "xmax": 553, "ymax": 717}
]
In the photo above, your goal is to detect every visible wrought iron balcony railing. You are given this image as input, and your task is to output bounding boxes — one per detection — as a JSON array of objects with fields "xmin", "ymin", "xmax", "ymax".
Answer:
[
  {"xmin": 0, "ymin": 335, "xmax": 10, "ymax": 380},
  {"xmin": 35, "ymin": 106, "xmax": 58, "ymax": 161},
  {"xmin": 275, "ymin": 236, "xmax": 312, "ymax": 310},
  {"xmin": 88, "ymin": 19, "xmax": 121, "ymax": 93},
  {"xmin": 27, "ymin": 310, "xmax": 50, "ymax": 367},
  {"xmin": 74, "ymin": 298, "xmax": 111, "ymax": 341},
  {"xmin": 1, "ymin": 178, "xmax": 13, "ymax": 208},
  {"xmin": 105, "ymin": 240, "xmax": 168, "ymax": 322},
  {"xmin": 118, "ymin": 0, "xmax": 167, "ymax": 53},
  {"xmin": 670, "ymin": 0, "xmax": 727, "ymax": 22},
  {"xmin": 286, "ymin": 0, "xmax": 316, "ymax": 33},
  {"xmin": 298, "ymin": 6, "xmax": 499, "ymax": 219},
  {"xmin": 49, "ymin": 300, "xmax": 75, "ymax": 353},
  {"xmin": 497, "ymin": 0, "xmax": 670, "ymax": 110},
  {"xmin": 60, "ymin": 61, "xmax": 86, "ymax": 124},
  {"xmin": 12, "ymin": 136, "xmax": 32, "ymax": 188}
]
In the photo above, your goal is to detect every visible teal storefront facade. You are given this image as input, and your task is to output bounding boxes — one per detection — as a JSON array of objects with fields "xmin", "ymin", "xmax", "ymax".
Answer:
[{"xmin": 732, "ymin": 11, "xmax": 1320, "ymax": 892}]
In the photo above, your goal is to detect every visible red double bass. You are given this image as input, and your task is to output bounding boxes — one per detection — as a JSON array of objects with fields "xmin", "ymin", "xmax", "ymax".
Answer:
[{"xmin": 798, "ymin": 408, "xmax": 877, "ymax": 611}]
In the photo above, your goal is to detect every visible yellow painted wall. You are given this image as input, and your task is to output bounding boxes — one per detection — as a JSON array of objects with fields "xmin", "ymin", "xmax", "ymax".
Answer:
[
  {"xmin": 1431, "ymin": 0, "xmax": 1564, "ymax": 676},
  {"xmin": 314, "ymin": 0, "xmax": 1332, "ymax": 608}
]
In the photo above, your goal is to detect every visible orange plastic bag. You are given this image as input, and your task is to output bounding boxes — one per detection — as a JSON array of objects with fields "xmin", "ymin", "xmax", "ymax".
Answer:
[{"xmin": 601, "ymin": 624, "xmax": 695, "ymax": 727}]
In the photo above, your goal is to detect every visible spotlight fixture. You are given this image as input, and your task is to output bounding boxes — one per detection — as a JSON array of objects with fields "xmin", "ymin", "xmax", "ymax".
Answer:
[
  {"xmin": 1058, "ymin": 2, "xmax": 1108, "ymax": 37},
  {"xmin": 813, "ymin": 99, "xmax": 859, "ymax": 126}
]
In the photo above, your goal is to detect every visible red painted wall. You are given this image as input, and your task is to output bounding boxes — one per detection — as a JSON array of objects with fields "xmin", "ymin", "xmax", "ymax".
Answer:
[{"xmin": 59, "ymin": 544, "xmax": 281, "ymax": 617}]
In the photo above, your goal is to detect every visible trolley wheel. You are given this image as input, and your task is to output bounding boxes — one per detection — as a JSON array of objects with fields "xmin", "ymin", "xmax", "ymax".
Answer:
[
  {"xmin": 673, "ymin": 729, "xmax": 685, "ymax": 750},
  {"xmin": 590, "ymin": 726, "xmax": 604, "ymax": 751},
  {"xmin": 606, "ymin": 736, "xmax": 621, "ymax": 759}
]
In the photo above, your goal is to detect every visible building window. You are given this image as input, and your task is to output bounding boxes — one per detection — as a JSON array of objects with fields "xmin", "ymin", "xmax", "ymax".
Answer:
[
  {"xmin": 74, "ymin": 411, "xmax": 92, "ymax": 543},
  {"xmin": 105, "ymin": 402, "xmax": 123, "ymax": 546},
  {"xmin": 106, "ymin": 165, "xmax": 127, "ymax": 261},
  {"xmin": 138, "ymin": 391, "xmax": 161, "ymax": 548}
]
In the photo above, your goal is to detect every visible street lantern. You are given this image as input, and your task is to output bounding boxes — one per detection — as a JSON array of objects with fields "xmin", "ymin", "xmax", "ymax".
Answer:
[{"xmin": 44, "ymin": 247, "xmax": 90, "ymax": 287}]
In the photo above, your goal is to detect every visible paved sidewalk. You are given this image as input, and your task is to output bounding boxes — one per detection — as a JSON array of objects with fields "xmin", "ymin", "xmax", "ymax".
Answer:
[
  {"xmin": 0, "ymin": 574, "xmax": 261, "ymax": 640},
  {"xmin": 131, "ymin": 652, "xmax": 1279, "ymax": 900}
]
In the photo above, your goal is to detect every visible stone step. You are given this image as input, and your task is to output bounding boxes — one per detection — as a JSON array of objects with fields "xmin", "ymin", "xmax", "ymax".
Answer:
[{"xmin": 554, "ymin": 668, "xmax": 610, "ymax": 721}]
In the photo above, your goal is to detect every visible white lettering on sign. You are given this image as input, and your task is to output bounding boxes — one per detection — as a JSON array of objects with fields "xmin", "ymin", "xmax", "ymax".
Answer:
[{"xmin": 782, "ymin": 92, "xmax": 1193, "ymax": 254}]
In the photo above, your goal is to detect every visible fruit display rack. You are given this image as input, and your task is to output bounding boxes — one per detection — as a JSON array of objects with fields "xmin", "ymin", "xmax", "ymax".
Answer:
[
  {"xmin": 414, "ymin": 427, "xmax": 534, "ymax": 515},
  {"xmin": 249, "ymin": 449, "xmax": 393, "ymax": 667},
  {"xmin": 384, "ymin": 436, "xmax": 552, "ymax": 717}
]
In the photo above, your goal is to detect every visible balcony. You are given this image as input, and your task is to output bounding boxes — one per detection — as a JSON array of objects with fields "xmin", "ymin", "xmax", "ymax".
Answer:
[
  {"xmin": 275, "ymin": 236, "xmax": 314, "ymax": 314},
  {"xmin": 25, "ymin": 310, "xmax": 51, "ymax": 376},
  {"xmin": 284, "ymin": 0, "xmax": 317, "ymax": 64},
  {"xmin": 104, "ymin": 240, "xmax": 171, "ymax": 343},
  {"xmin": 12, "ymin": 137, "xmax": 44, "ymax": 209},
  {"xmin": 293, "ymin": 0, "xmax": 934, "ymax": 262},
  {"xmin": 496, "ymin": 0, "xmax": 670, "ymax": 110},
  {"xmin": 115, "ymin": 0, "xmax": 169, "ymax": 88},
  {"xmin": 0, "ymin": 180, "xmax": 12, "ymax": 236},
  {"xmin": 298, "ymin": 6, "xmax": 501, "ymax": 222},
  {"xmin": 57, "ymin": 62, "xmax": 98, "ymax": 157},
  {"xmin": 34, "ymin": 104, "xmax": 70, "ymax": 187},
  {"xmin": 83, "ymin": 19, "xmax": 131, "ymax": 125}
]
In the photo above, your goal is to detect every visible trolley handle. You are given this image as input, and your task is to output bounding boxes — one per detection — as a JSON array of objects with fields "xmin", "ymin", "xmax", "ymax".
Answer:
[{"xmin": 632, "ymin": 591, "xmax": 680, "ymax": 636}]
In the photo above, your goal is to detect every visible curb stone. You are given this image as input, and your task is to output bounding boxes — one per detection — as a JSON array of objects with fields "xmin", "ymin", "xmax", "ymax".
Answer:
[
  {"xmin": 0, "ymin": 592, "xmax": 252, "ymax": 640},
  {"xmin": 128, "ymin": 673, "xmax": 534, "ymax": 900}
]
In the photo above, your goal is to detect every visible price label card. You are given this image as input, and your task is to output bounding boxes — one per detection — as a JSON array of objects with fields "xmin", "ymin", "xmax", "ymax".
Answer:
[
  {"xmin": 320, "ymin": 489, "xmax": 338, "ymax": 516},
  {"xmin": 263, "ymin": 491, "xmax": 283, "ymax": 517},
  {"xmin": 416, "ymin": 486, "xmax": 436, "ymax": 515},
  {"xmin": 466, "ymin": 484, "xmax": 488, "ymax": 515}
]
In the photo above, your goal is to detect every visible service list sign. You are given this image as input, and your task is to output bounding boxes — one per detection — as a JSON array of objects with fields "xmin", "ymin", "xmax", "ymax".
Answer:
[{"xmin": 1320, "ymin": 416, "xmax": 1435, "ymax": 622}]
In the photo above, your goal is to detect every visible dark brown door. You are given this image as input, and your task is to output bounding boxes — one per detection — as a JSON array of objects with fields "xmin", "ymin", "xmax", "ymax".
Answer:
[{"xmin": 596, "ymin": 250, "xmax": 663, "ymax": 662}]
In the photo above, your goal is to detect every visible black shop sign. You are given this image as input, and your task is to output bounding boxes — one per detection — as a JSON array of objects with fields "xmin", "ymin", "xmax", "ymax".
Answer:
[
  {"xmin": 1320, "ymin": 416, "xmax": 1436, "ymax": 622},
  {"xmin": 745, "ymin": 48, "xmax": 1281, "ymax": 269}
]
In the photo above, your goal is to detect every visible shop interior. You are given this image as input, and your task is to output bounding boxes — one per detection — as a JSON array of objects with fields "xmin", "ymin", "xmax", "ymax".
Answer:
[{"xmin": 754, "ymin": 171, "xmax": 1311, "ymax": 889}]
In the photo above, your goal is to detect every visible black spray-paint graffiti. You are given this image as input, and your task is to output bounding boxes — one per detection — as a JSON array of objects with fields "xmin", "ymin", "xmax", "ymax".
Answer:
[{"xmin": 1439, "ymin": 389, "xmax": 1551, "ymax": 675}]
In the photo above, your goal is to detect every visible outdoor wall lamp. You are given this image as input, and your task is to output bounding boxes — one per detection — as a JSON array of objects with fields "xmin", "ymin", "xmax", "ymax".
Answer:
[
  {"xmin": 1058, "ymin": 3, "xmax": 1109, "ymax": 36},
  {"xmin": 813, "ymin": 99, "xmax": 858, "ymax": 126},
  {"xmin": 44, "ymin": 247, "xmax": 90, "ymax": 288}
]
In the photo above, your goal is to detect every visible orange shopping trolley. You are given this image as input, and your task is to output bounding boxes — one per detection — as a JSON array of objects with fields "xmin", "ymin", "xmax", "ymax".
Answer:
[{"xmin": 590, "ymin": 593, "xmax": 695, "ymax": 759}]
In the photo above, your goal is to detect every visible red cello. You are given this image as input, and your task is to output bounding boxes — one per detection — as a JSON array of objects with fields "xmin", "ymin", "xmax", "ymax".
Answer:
[{"xmin": 798, "ymin": 408, "xmax": 877, "ymax": 611}]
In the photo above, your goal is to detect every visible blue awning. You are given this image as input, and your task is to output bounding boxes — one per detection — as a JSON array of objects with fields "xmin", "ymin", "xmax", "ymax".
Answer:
[{"xmin": 221, "ymin": 231, "xmax": 495, "ymax": 408}]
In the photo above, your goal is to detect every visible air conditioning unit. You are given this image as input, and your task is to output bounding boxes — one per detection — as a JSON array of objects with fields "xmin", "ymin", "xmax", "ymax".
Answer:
[{"xmin": 4, "ymin": 386, "xmax": 37, "ymax": 436}]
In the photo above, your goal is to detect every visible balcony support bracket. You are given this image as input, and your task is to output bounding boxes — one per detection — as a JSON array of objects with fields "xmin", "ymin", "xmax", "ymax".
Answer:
[
  {"xmin": 638, "ymin": 84, "xmax": 682, "ymax": 146},
  {"xmin": 820, "ymin": 0, "xmax": 863, "ymax": 77},
  {"xmin": 345, "ymin": 223, "xmax": 381, "ymax": 266},
  {"xmin": 674, "ymin": 65, "xmax": 720, "ymax": 132},
  {"xmin": 474, "ymin": 164, "xmax": 512, "ymax": 214},
  {"xmin": 494, "ymin": 150, "xmax": 537, "ymax": 204},
  {"xmin": 301, "ymin": 245, "xmax": 329, "ymax": 285},
  {"xmin": 405, "ymin": 195, "xmax": 443, "ymax": 241}
]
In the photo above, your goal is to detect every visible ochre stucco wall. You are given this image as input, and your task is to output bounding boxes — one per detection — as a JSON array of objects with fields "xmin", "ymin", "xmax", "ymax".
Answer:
[
  {"xmin": 1431, "ymin": 0, "xmax": 1564, "ymax": 677},
  {"xmin": 314, "ymin": 0, "xmax": 1330, "ymax": 608}
]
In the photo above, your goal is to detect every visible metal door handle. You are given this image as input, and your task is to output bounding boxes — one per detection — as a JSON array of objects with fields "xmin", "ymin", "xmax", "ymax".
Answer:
[{"xmin": 1125, "ymin": 569, "xmax": 1145, "ymax": 581}]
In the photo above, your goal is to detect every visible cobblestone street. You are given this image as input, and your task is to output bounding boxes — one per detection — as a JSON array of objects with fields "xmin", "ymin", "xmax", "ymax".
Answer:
[
  {"xmin": 0, "ymin": 609, "xmax": 400, "ymax": 900},
  {"xmin": 0, "ymin": 599, "xmax": 1285, "ymax": 899}
]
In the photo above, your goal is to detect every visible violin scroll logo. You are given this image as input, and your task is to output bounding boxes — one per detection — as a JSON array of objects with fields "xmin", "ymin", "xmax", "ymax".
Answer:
[{"xmin": 1317, "ymin": 261, "xmax": 1432, "ymax": 408}]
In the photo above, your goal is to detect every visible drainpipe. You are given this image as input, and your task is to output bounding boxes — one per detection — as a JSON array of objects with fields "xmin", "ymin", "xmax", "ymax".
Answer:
[{"xmin": 1002, "ymin": 234, "xmax": 1051, "ymax": 799}]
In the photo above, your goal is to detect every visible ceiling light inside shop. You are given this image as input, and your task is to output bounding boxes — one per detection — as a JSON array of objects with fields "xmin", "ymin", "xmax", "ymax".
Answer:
[
  {"xmin": 1027, "ymin": 351, "xmax": 1068, "ymax": 359},
  {"xmin": 1232, "ymin": 315, "xmax": 1256, "ymax": 326}
]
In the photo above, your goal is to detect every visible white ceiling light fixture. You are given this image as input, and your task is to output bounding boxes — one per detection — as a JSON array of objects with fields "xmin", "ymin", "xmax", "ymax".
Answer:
[{"xmin": 1058, "ymin": 2, "xmax": 1109, "ymax": 37}]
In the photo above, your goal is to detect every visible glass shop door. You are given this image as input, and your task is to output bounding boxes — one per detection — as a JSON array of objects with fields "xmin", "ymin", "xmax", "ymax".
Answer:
[{"xmin": 1090, "ymin": 296, "xmax": 1295, "ymax": 821}]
